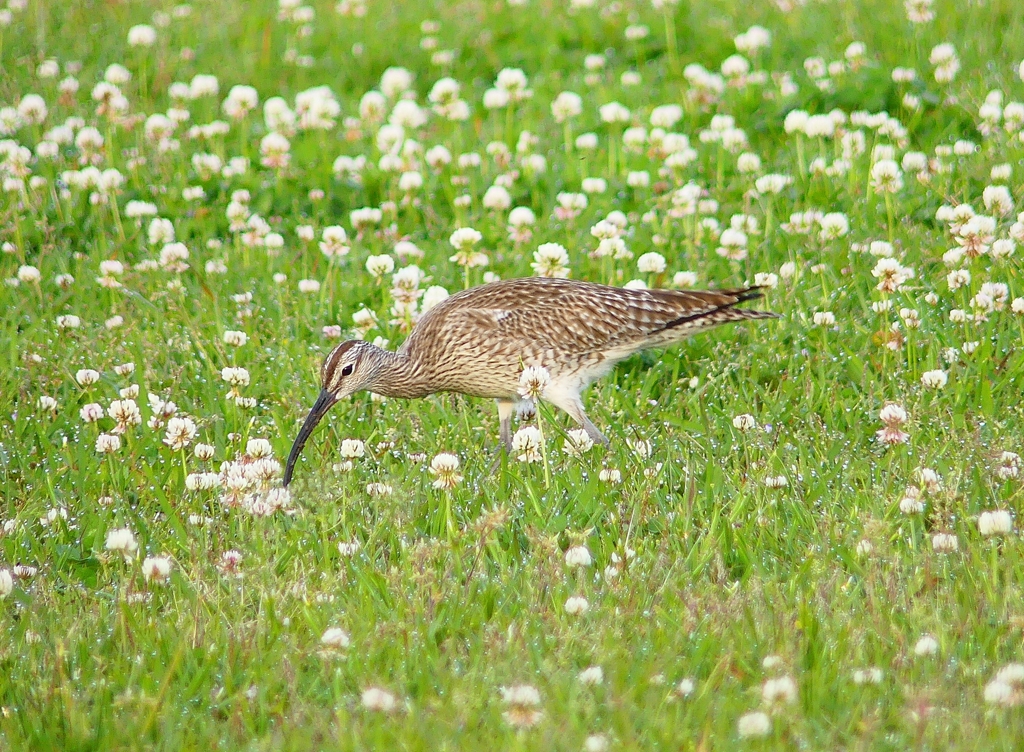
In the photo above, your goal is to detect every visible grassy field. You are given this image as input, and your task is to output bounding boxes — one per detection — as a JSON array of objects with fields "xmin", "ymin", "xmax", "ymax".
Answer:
[{"xmin": 2, "ymin": 0, "xmax": 1024, "ymax": 748}]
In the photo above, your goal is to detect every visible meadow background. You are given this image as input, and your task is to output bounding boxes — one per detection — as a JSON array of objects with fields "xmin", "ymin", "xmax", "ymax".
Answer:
[{"xmin": 2, "ymin": 0, "xmax": 1024, "ymax": 748}]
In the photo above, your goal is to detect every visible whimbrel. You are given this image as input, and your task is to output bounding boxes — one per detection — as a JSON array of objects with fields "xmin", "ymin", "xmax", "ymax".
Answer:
[{"xmin": 283, "ymin": 276, "xmax": 776, "ymax": 485}]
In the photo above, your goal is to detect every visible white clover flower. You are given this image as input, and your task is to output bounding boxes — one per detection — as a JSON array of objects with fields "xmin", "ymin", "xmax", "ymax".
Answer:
[
  {"xmin": 108, "ymin": 399, "xmax": 142, "ymax": 431},
  {"xmin": 564, "ymin": 595, "xmax": 589, "ymax": 615},
  {"xmin": 188, "ymin": 74, "xmax": 220, "ymax": 99},
  {"xmin": 429, "ymin": 452, "xmax": 462, "ymax": 489},
  {"xmin": 852, "ymin": 667, "xmax": 883, "ymax": 685},
  {"xmin": 104, "ymin": 64, "xmax": 131, "ymax": 85},
  {"xmin": 512, "ymin": 426, "xmax": 543, "ymax": 463},
  {"xmin": 947, "ymin": 268, "xmax": 971, "ymax": 291},
  {"xmin": 869, "ymin": 159, "xmax": 903, "ymax": 192},
  {"xmin": 16, "ymin": 265, "xmax": 40, "ymax": 284},
  {"xmin": 241, "ymin": 439, "xmax": 271, "ymax": 459},
  {"xmin": 900, "ymin": 489, "xmax": 925, "ymax": 514},
  {"xmin": 931, "ymin": 532, "xmax": 958, "ymax": 553},
  {"xmin": 221, "ymin": 367, "xmax": 250, "ymax": 388},
  {"xmin": 876, "ymin": 403, "xmax": 909, "ymax": 446},
  {"xmin": 366, "ymin": 482, "xmax": 392, "ymax": 497},
  {"xmin": 361, "ymin": 687, "xmax": 397, "ymax": 713},
  {"xmin": 223, "ymin": 84, "xmax": 259, "ymax": 119},
  {"xmin": 754, "ymin": 173, "xmax": 793, "ymax": 194},
  {"xmin": 914, "ymin": 635, "xmax": 939, "ymax": 657},
  {"xmin": 163, "ymin": 416, "xmax": 197, "ymax": 450},
  {"xmin": 105, "ymin": 528, "xmax": 138, "ymax": 558},
  {"xmin": 804, "ymin": 114, "xmax": 834, "ymax": 138},
  {"xmin": 449, "ymin": 226, "xmax": 482, "ymax": 251},
  {"xmin": 637, "ymin": 252, "xmax": 667, "ymax": 274},
  {"xmin": 127, "ymin": 24, "xmax": 157, "ymax": 47},
  {"xmin": 495, "ymin": 67, "xmax": 531, "ymax": 101},
  {"xmin": 901, "ymin": 151, "xmax": 928, "ymax": 172},
  {"xmin": 321, "ymin": 627, "xmax": 350, "ymax": 649},
  {"xmin": 716, "ymin": 228, "xmax": 748, "ymax": 261},
  {"xmin": 929, "ymin": 43, "xmax": 957, "ymax": 65},
  {"xmin": 186, "ymin": 472, "xmax": 220, "ymax": 491},
  {"xmin": 879, "ymin": 403, "xmax": 907, "ymax": 424},
  {"xmin": 339, "ymin": 439, "xmax": 365, "ymax": 459},
  {"xmin": 599, "ymin": 101, "xmax": 631, "ymax": 124},
  {"xmin": 565, "ymin": 545, "xmax": 592, "ymax": 568},
  {"xmin": 79, "ymin": 403, "xmax": 103, "ymax": 422},
  {"xmin": 0, "ymin": 569, "xmax": 12, "ymax": 599},
  {"xmin": 551, "ymin": 91, "xmax": 583, "ymax": 122},
  {"xmin": 921, "ymin": 370, "xmax": 947, "ymax": 389},
  {"xmin": 421, "ymin": 285, "xmax": 449, "ymax": 312},
  {"xmin": 732, "ymin": 413, "xmax": 756, "ymax": 431},
  {"xmin": 500, "ymin": 684, "xmax": 542, "ymax": 728},
  {"xmin": 674, "ymin": 271, "xmax": 698, "ymax": 288},
  {"xmin": 259, "ymin": 131, "xmax": 291, "ymax": 168},
  {"xmin": 482, "ymin": 184, "xmax": 511, "ymax": 211},
  {"xmin": 813, "ymin": 311, "xmax": 836, "ymax": 327},
  {"xmin": 142, "ymin": 555, "xmax": 173, "ymax": 583},
  {"xmin": 2, "ymin": 569, "xmax": 17, "ymax": 602},
  {"xmin": 985, "ymin": 664, "xmax": 1024, "ymax": 707},
  {"xmin": 906, "ymin": 0, "xmax": 934, "ymax": 23},
  {"xmin": 365, "ymin": 254, "xmax": 395, "ymax": 278},
  {"xmin": 483, "ymin": 88, "xmax": 510, "ymax": 109},
  {"xmin": 872, "ymin": 258, "xmax": 912, "ymax": 293},
  {"xmin": 518, "ymin": 365, "xmax": 550, "ymax": 401},
  {"xmin": 223, "ymin": 330, "xmax": 248, "ymax": 347},
  {"xmin": 338, "ymin": 540, "xmax": 363, "ymax": 556},
  {"xmin": 818, "ymin": 212, "xmax": 850, "ymax": 240},
  {"xmin": 531, "ymin": 242, "xmax": 570, "ymax": 278},
  {"xmin": 762, "ymin": 676, "xmax": 798, "ymax": 705},
  {"xmin": 982, "ymin": 184, "xmax": 1014, "ymax": 216},
  {"xmin": 380, "ymin": 66, "xmax": 414, "ymax": 98},
  {"xmin": 578, "ymin": 666, "xmax": 604, "ymax": 685},
  {"xmin": 159, "ymin": 242, "xmax": 189, "ymax": 271},
  {"xmin": 563, "ymin": 429, "xmax": 594, "ymax": 457},
  {"xmin": 737, "ymin": 711, "xmax": 771, "ymax": 738},
  {"xmin": 318, "ymin": 225, "xmax": 350, "ymax": 258},
  {"xmin": 676, "ymin": 677, "xmax": 696, "ymax": 697},
  {"xmin": 979, "ymin": 510, "xmax": 1012, "ymax": 536},
  {"xmin": 627, "ymin": 170, "xmax": 650, "ymax": 188}
]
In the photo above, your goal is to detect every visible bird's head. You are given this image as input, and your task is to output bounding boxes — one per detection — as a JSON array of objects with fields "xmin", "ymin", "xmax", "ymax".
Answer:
[{"xmin": 283, "ymin": 340, "xmax": 381, "ymax": 486}]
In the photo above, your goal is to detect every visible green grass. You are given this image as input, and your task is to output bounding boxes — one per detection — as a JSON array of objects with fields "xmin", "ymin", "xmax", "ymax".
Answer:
[{"xmin": 2, "ymin": 0, "xmax": 1024, "ymax": 748}]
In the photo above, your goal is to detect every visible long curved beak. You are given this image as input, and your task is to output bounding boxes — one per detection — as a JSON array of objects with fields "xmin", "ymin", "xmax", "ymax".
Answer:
[{"xmin": 283, "ymin": 389, "xmax": 338, "ymax": 487}]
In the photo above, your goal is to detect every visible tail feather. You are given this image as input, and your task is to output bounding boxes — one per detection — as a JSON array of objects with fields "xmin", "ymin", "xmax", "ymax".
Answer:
[{"xmin": 653, "ymin": 286, "xmax": 778, "ymax": 334}]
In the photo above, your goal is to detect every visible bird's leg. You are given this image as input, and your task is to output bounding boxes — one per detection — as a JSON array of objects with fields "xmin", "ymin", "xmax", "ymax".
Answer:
[
  {"xmin": 544, "ymin": 390, "xmax": 610, "ymax": 447},
  {"xmin": 580, "ymin": 414, "xmax": 610, "ymax": 446},
  {"xmin": 496, "ymin": 399, "xmax": 514, "ymax": 452},
  {"xmin": 486, "ymin": 399, "xmax": 515, "ymax": 476}
]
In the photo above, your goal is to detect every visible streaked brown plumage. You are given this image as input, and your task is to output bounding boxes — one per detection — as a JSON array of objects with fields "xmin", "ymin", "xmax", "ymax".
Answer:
[{"xmin": 284, "ymin": 277, "xmax": 776, "ymax": 485}]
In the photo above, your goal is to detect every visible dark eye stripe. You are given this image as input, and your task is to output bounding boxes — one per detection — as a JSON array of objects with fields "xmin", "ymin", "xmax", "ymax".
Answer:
[{"xmin": 322, "ymin": 341, "xmax": 357, "ymax": 385}]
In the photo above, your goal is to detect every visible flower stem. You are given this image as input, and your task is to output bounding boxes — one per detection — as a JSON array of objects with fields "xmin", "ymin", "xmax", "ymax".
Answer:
[
  {"xmin": 536, "ymin": 407, "xmax": 551, "ymax": 491},
  {"xmin": 662, "ymin": 7, "xmax": 678, "ymax": 72}
]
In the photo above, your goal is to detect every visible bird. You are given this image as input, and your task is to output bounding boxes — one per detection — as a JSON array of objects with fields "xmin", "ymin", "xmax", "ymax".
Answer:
[{"xmin": 283, "ymin": 276, "xmax": 776, "ymax": 486}]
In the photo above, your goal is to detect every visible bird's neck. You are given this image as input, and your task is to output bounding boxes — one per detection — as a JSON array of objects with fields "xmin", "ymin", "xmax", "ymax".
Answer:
[{"xmin": 368, "ymin": 348, "xmax": 433, "ymax": 398}]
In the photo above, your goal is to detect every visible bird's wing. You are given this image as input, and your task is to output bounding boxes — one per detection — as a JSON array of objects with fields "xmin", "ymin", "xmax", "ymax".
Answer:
[{"xmin": 408, "ymin": 280, "xmax": 766, "ymax": 357}]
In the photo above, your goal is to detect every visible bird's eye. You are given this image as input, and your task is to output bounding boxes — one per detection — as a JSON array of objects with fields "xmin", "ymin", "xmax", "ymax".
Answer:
[{"xmin": 341, "ymin": 364, "xmax": 354, "ymax": 377}]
